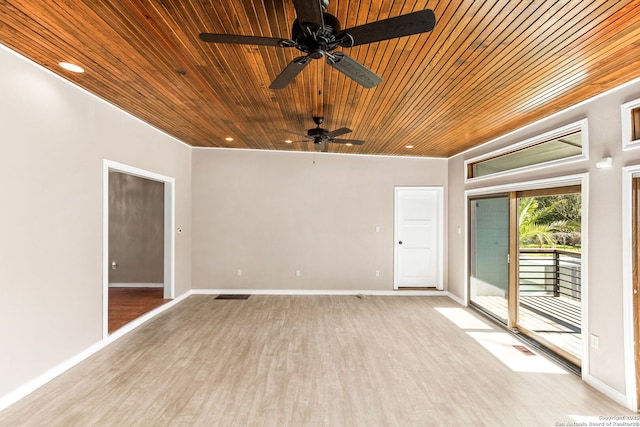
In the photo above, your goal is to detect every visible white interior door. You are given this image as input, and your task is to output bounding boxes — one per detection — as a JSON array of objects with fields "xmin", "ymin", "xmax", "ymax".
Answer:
[{"xmin": 394, "ymin": 186, "xmax": 443, "ymax": 289}]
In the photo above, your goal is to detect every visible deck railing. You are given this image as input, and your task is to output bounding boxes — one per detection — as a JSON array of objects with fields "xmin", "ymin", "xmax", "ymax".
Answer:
[{"xmin": 518, "ymin": 248, "xmax": 581, "ymax": 301}]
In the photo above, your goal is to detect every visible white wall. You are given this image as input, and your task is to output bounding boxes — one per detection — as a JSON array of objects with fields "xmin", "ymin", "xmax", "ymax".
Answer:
[
  {"xmin": 0, "ymin": 44, "xmax": 192, "ymax": 398},
  {"xmin": 191, "ymin": 149, "xmax": 448, "ymax": 291},
  {"xmin": 447, "ymin": 77, "xmax": 640, "ymax": 405}
]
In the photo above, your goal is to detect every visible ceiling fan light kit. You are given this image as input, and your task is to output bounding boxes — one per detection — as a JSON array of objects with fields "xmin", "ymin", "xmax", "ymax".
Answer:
[{"xmin": 199, "ymin": 0, "xmax": 436, "ymax": 90}]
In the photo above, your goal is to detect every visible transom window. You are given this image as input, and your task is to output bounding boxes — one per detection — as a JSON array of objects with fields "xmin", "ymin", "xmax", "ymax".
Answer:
[
  {"xmin": 465, "ymin": 120, "xmax": 587, "ymax": 180},
  {"xmin": 621, "ymin": 98, "xmax": 640, "ymax": 149}
]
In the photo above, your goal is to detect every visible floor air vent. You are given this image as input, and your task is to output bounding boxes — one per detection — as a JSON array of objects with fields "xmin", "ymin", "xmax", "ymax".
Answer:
[
  {"xmin": 215, "ymin": 294, "xmax": 250, "ymax": 300},
  {"xmin": 513, "ymin": 345, "xmax": 535, "ymax": 356}
]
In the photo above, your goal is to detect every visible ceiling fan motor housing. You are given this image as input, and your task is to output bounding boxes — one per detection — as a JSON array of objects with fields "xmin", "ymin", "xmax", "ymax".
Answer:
[
  {"xmin": 307, "ymin": 127, "xmax": 328, "ymax": 138},
  {"xmin": 291, "ymin": 13, "xmax": 343, "ymax": 55}
]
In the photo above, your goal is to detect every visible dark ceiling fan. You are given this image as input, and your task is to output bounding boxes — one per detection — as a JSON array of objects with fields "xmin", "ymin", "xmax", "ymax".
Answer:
[
  {"xmin": 199, "ymin": 0, "xmax": 436, "ymax": 89},
  {"xmin": 285, "ymin": 117, "xmax": 364, "ymax": 151}
]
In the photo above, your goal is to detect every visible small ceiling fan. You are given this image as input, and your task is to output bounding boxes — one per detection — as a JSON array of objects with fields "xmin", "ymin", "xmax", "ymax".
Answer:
[
  {"xmin": 199, "ymin": 0, "xmax": 436, "ymax": 89},
  {"xmin": 285, "ymin": 117, "xmax": 364, "ymax": 151}
]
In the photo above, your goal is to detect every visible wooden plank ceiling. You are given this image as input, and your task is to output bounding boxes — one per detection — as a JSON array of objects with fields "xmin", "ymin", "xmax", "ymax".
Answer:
[{"xmin": 2, "ymin": 0, "xmax": 640, "ymax": 157}]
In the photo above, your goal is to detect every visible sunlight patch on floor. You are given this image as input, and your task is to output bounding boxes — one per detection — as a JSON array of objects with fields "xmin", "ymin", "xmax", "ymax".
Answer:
[
  {"xmin": 435, "ymin": 307, "xmax": 493, "ymax": 330},
  {"xmin": 467, "ymin": 332, "xmax": 568, "ymax": 374}
]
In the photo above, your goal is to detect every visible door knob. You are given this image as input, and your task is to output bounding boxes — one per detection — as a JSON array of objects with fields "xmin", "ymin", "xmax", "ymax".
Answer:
[{"xmin": 398, "ymin": 241, "xmax": 403, "ymax": 245}]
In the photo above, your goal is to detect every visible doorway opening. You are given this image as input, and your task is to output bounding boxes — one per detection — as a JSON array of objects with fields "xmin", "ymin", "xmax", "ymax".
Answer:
[
  {"xmin": 102, "ymin": 160, "xmax": 175, "ymax": 338},
  {"xmin": 469, "ymin": 185, "xmax": 583, "ymax": 368}
]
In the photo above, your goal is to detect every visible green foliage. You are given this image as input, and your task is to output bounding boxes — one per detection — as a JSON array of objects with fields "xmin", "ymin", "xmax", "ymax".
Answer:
[{"xmin": 518, "ymin": 195, "xmax": 581, "ymax": 249}]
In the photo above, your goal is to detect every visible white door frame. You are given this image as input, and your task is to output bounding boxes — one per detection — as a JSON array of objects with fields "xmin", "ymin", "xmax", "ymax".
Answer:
[
  {"xmin": 622, "ymin": 165, "xmax": 640, "ymax": 411},
  {"xmin": 393, "ymin": 186, "xmax": 444, "ymax": 290},
  {"xmin": 102, "ymin": 159, "xmax": 176, "ymax": 338}
]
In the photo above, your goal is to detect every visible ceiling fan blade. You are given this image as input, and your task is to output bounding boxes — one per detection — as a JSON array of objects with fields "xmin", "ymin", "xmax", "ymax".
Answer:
[
  {"xmin": 269, "ymin": 56, "xmax": 311, "ymax": 89},
  {"xmin": 325, "ymin": 127, "xmax": 352, "ymax": 138},
  {"xmin": 326, "ymin": 53, "xmax": 382, "ymax": 88},
  {"xmin": 284, "ymin": 130, "xmax": 313, "ymax": 140},
  {"xmin": 199, "ymin": 33, "xmax": 288, "ymax": 47},
  {"xmin": 340, "ymin": 9, "xmax": 436, "ymax": 47},
  {"xmin": 331, "ymin": 138, "xmax": 365, "ymax": 145},
  {"xmin": 292, "ymin": 0, "xmax": 325, "ymax": 29}
]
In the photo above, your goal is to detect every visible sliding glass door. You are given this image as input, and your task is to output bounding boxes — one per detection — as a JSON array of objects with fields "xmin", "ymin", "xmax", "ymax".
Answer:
[
  {"xmin": 468, "ymin": 187, "xmax": 582, "ymax": 368},
  {"xmin": 469, "ymin": 196, "xmax": 510, "ymax": 324}
]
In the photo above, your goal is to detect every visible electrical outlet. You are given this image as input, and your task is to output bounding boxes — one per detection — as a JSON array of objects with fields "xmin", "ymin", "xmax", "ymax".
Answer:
[
  {"xmin": 591, "ymin": 334, "xmax": 599, "ymax": 349},
  {"xmin": 375, "ymin": 270, "xmax": 380, "ymax": 277},
  {"xmin": 295, "ymin": 270, "xmax": 301, "ymax": 277},
  {"xmin": 236, "ymin": 269, "xmax": 242, "ymax": 276}
]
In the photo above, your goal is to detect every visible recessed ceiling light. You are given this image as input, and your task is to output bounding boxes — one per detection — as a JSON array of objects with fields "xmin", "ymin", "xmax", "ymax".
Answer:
[
  {"xmin": 405, "ymin": 145, "xmax": 414, "ymax": 149},
  {"xmin": 59, "ymin": 62, "xmax": 84, "ymax": 73},
  {"xmin": 225, "ymin": 137, "xmax": 234, "ymax": 141}
]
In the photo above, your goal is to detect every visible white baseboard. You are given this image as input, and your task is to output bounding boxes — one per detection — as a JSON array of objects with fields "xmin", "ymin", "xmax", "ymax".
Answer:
[
  {"xmin": 0, "ymin": 290, "xmax": 192, "ymax": 413},
  {"xmin": 191, "ymin": 288, "xmax": 448, "ymax": 296},
  {"xmin": 447, "ymin": 291, "xmax": 467, "ymax": 306},
  {"xmin": 108, "ymin": 283, "xmax": 164, "ymax": 288},
  {"xmin": 584, "ymin": 373, "xmax": 631, "ymax": 409},
  {"xmin": 0, "ymin": 338, "xmax": 110, "ymax": 413}
]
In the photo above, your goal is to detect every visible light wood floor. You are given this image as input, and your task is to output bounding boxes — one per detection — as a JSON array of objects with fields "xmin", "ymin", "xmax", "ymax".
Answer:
[{"xmin": 0, "ymin": 295, "xmax": 632, "ymax": 426}]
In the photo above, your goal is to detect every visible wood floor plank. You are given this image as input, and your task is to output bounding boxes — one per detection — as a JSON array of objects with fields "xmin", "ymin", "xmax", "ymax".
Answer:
[
  {"xmin": 0, "ymin": 295, "xmax": 631, "ymax": 426},
  {"xmin": 108, "ymin": 287, "xmax": 171, "ymax": 333}
]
